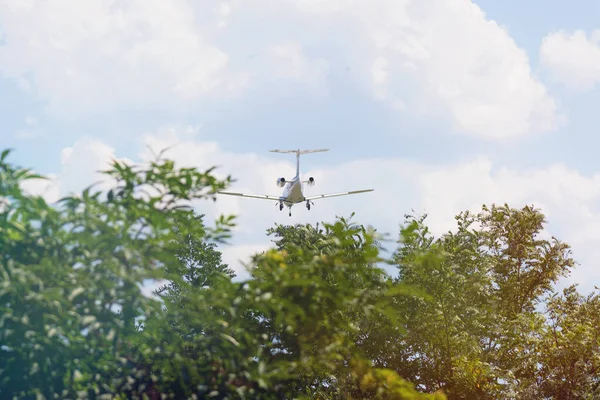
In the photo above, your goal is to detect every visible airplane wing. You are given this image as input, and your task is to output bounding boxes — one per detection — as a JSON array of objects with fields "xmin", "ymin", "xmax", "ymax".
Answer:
[
  {"xmin": 304, "ymin": 189, "xmax": 374, "ymax": 201},
  {"xmin": 217, "ymin": 191, "xmax": 283, "ymax": 201}
]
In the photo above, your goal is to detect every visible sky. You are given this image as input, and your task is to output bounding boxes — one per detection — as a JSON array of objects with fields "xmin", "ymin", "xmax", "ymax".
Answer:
[{"xmin": 2, "ymin": 0, "xmax": 600, "ymax": 293}]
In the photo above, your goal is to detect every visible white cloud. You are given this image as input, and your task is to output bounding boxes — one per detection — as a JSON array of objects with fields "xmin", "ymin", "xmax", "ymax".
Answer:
[
  {"xmin": 20, "ymin": 137, "xmax": 130, "ymax": 203},
  {"xmin": 14, "ymin": 116, "xmax": 43, "ymax": 139},
  {"xmin": 24, "ymin": 116, "xmax": 37, "ymax": 126},
  {"xmin": 372, "ymin": 57, "xmax": 388, "ymax": 87},
  {"xmin": 265, "ymin": 0, "xmax": 561, "ymax": 139},
  {"xmin": 417, "ymin": 157, "xmax": 600, "ymax": 290},
  {"xmin": 14, "ymin": 130, "xmax": 42, "ymax": 139},
  {"xmin": 58, "ymin": 137, "xmax": 122, "ymax": 196},
  {"xmin": 21, "ymin": 106, "xmax": 600, "ymax": 294},
  {"xmin": 147, "ymin": 130, "xmax": 600, "ymax": 292},
  {"xmin": 126, "ymin": 128, "xmax": 600, "ymax": 290},
  {"xmin": 20, "ymin": 173, "xmax": 61, "ymax": 203},
  {"xmin": 268, "ymin": 42, "xmax": 330, "ymax": 90},
  {"xmin": 0, "ymin": 0, "xmax": 560, "ymax": 139},
  {"xmin": 216, "ymin": 2, "xmax": 233, "ymax": 29},
  {"xmin": 540, "ymin": 29, "xmax": 600, "ymax": 91},
  {"xmin": 24, "ymin": 129, "xmax": 600, "ymax": 294},
  {"xmin": 0, "ymin": 0, "xmax": 246, "ymax": 118}
]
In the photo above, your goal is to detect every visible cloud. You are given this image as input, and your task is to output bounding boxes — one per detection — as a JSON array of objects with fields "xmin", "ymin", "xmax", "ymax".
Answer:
[
  {"xmin": 24, "ymin": 116, "xmax": 37, "ymax": 126},
  {"xmin": 540, "ymin": 29, "xmax": 600, "ymax": 91},
  {"xmin": 21, "ymin": 126, "xmax": 600, "ymax": 293},
  {"xmin": 215, "ymin": 1, "xmax": 234, "ymax": 29},
  {"xmin": 1, "ymin": 0, "xmax": 560, "ymax": 139},
  {"xmin": 20, "ymin": 172, "xmax": 61, "ymax": 203},
  {"xmin": 14, "ymin": 130, "xmax": 43, "ymax": 139},
  {"xmin": 267, "ymin": 0, "xmax": 560, "ymax": 139},
  {"xmin": 58, "ymin": 137, "xmax": 124, "ymax": 196},
  {"xmin": 268, "ymin": 42, "xmax": 330, "ymax": 90},
  {"xmin": 417, "ymin": 157, "xmax": 600, "ymax": 290},
  {"xmin": 13, "ymin": 116, "xmax": 44, "ymax": 139},
  {"xmin": 0, "ymin": 0, "xmax": 246, "ymax": 118},
  {"xmin": 133, "ymin": 128, "xmax": 600, "ymax": 292},
  {"xmin": 23, "ymin": 128, "xmax": 600, "ymax": 293},
  {"xmin": 20, "ymin": 137, "xmax": 130, "ymax": 203}
]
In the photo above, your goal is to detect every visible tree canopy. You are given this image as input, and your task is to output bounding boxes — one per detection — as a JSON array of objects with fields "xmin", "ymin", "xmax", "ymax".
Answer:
[{"xmin": 1, "ymin": 148, "xmax": 598, "ymax": 399}]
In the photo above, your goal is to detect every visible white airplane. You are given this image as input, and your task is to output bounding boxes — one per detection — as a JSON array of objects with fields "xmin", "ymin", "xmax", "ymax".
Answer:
[{"xmin": 218, "ymin": 148, "xmax": 374, "ymax": 217}]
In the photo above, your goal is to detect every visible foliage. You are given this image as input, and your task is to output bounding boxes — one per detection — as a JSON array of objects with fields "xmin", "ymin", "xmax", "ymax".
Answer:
[
  {"xmin": 156, "ymin": 212, "xmax": 236, "ymax": 303},
  {"xmin": 390, "ymin": 204, "xmax": 582, "ymax": 399},
  {"xmin": 262, "ymin": 220, "xmax": 424, "ymax": 393},
  {"xmin": 0, "ymin": 149, "xmax": 440, "ymax": 399},
  {"xmin": 536, "ymin": 285, "xmax": 600, "ymax": 399},
  {"xmin": 140, "ymin": 217, "xmax": 442, "ymax": 399},
  {"xmin": 1, "ymin": 145, "xmax": 598, "ymax": 399},
  {"xmin": 0, "ymin": 148, "xmax": 233, "ymax": 399}
]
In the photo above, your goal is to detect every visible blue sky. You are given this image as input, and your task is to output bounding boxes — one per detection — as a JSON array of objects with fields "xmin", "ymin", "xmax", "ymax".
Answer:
[{"xmin": 2, "ymin": 0, "xmax": 600, "ymax": 293}]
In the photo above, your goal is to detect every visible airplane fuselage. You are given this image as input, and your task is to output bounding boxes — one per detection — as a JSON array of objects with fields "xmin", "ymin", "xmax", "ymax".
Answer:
[{"xmin": 281, "ymin": 175, "xmax": 305, "ymax": 207}]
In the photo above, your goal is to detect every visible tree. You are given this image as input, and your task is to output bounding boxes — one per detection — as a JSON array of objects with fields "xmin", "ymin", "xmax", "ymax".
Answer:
[
  {"xmin": 0, "ymin": 148, "xmax": 234, "ymax": 399},
  {"xmin": 157, "ymin": 212, "xmax": 235, "ymax": 303},
  {"xmin": 138, "ymin": 217, "xmax": 445, "ymax": 399},
  {"xmin": 474, "ymin": 204, "xmax": 574, "ymax": 395},
  {"xmin": 253, "ymin": 218, "xmax": 430, "ymax": 398},
  {"xmin": 0, "ymin": 148, "xmax": 442, "ymax": 399},
  {"xmin": 535, "ymin": 285, "xmax": 600, "ymax": 399},
  {"xmin": 391, "ymin": 213, "xmax": 499, "ymax": 398},
  {"xmin": 390, "ymin": 204, "xmax": 575, "ymax": 399}
]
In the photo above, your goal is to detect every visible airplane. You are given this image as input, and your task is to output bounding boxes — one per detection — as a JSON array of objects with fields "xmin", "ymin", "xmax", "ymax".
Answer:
[{"xmin": 217, "ymin": 148, "xmax": 374, "ymax": 217}]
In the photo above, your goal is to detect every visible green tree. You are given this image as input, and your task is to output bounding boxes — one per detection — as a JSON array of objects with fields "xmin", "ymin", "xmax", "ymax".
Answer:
[
  {"xmin": 535, "ymin": 285, "xmax": 600, "ymax": 399},
  {"xmin": 390, "ymin": 204, "xmax": 575, "ymax": 399},
  {"xmin": 0, "ymin": 148, "xmax": 442, "ymax": 399},
  {"xmin": 254, "ymin": 218, "xmax": 427, "ymax": 398},
  {"xmin": 474, "ymin": 204, "xmax": 574, "ymax": 395},
  {"xmin": 157, "ymin": 212, "xmax": 235, "ymax": 303},
  {"xmin": 0, "ymin": 148, "xmax": 233, "ymax": 399},
  {"xmin": 140, "ymin": 217, "xmax": 445, "ymax": 399},
  {"xmin": 391, "ymin": 213, "xmax": 499, "ymax": 398}
]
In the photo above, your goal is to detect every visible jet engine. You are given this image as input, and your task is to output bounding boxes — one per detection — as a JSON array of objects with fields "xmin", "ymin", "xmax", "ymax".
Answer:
[
  {"xmin": 306, "ymin": 176, "xmax": 315, "ymax": 187},
  {"xmin": 276, "ymin": 177, "xmax": 286, "ymax": 187}
]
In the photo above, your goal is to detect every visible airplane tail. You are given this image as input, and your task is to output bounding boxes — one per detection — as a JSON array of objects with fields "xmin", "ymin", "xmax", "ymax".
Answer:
[{"xmin": 269, "ymin": 148, "xmax": 329, "ymax": 177}]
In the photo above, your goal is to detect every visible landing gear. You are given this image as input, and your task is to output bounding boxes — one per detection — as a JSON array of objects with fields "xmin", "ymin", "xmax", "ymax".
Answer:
[
  {"xmin": 277, "ymin": 201, "xmax": 291, "ymax": 216},
  {"xmin": 306, "ymin": 200, "xmax": 313, "ymax": 210}
]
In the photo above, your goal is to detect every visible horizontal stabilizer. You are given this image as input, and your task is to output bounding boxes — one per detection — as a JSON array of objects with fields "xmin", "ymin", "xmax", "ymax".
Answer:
[{"xmin": 269, "ymin": 148, "xmax": 329, "ymax": 154}]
